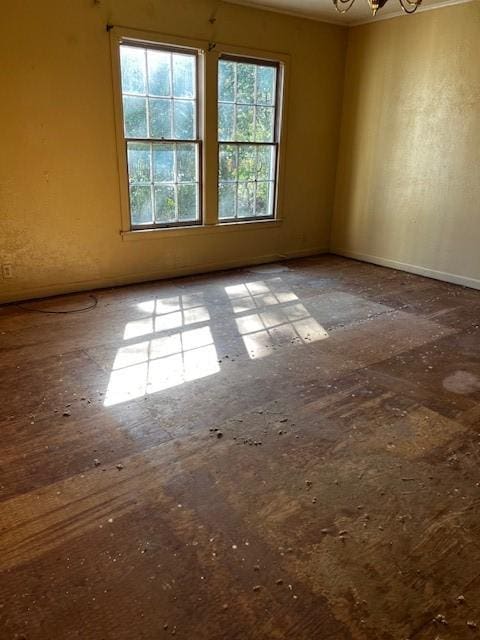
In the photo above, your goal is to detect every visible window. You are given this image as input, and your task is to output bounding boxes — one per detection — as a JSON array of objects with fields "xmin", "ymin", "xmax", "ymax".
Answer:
[
  {"xmin": 119, "ymin": 42, "xmax": 201, "ymax": 228},
  {"xmin": 218, "ymin": 56, "xmax": 280, "ymax": 221},
  {"xmin": 113, "ymin": 30, "xmax": 286, "ymax": 233}
]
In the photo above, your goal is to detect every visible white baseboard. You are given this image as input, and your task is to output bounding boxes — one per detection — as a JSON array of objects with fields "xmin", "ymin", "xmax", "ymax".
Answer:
[
  {"xmin": 0, "ymin": 246, "xmax": 328, "ymax": 304},
  {"xmin": 332, "ymin": 248, "xmax": 480, "ymax": 291}
]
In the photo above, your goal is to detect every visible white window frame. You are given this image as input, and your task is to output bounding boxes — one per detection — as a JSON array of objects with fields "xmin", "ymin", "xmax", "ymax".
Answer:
[{"xmin": 110, "ymin": 28, "xmax": 288, "ymax": 239}]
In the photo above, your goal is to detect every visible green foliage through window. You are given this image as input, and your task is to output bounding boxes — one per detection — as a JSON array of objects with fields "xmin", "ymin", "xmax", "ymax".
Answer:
[
  {"xmin": 218, "ymin": 57, "xmax": 279, "ymax": 220},
  {"xmin": 120, "ymin": 43, "xmax": 200, "ymax": 226},
  {"xmin": 127, "ymin": 142, "xmax": 199, "ymax": 226}
]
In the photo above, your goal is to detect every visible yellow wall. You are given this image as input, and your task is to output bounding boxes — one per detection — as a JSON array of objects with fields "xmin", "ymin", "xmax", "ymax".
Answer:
[
  {"xmin": 332, "ymin": 1, "xmax": 480, "ymax": 289},
  {"xmin": 0, "ymin": 0, "xmax": 346, "ymax": 302}
]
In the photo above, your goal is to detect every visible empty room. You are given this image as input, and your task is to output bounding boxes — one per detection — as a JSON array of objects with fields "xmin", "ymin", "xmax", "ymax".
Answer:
[{"xmin": 1, "ymin": 0, "xmax": 480, "ymax": 638}]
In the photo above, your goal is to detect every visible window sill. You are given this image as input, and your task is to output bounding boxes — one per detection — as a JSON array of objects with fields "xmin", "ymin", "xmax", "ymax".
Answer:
[{"xmin": 121, "ymin": 218, "xmax": 282, "ymax": 241}]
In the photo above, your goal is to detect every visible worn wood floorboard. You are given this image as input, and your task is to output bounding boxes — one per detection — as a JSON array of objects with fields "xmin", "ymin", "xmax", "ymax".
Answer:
[{"xmin": 1, "ymin": 255, "xmax": 480, "ymax": 639}]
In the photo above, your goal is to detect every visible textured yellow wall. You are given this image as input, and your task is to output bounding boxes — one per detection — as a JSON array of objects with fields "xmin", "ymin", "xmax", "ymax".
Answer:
[
  {"xmin": 0, "ymin": 0, "xmax": 346, "ymax": 302},
  {"xmin": 332, "ymin": 1, "xmax": 480, "ymax": 288}
]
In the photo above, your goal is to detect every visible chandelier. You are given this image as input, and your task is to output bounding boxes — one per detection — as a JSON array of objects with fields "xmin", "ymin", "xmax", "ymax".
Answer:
[{"xmin": 333, "ymin": 0, "xmax": 422, "ymax": 15}]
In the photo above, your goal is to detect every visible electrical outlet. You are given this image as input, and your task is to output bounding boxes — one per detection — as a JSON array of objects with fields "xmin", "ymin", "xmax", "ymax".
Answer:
[{"xmin": 2, "ymin": 263, "xmax": 13, "ymax": 279}]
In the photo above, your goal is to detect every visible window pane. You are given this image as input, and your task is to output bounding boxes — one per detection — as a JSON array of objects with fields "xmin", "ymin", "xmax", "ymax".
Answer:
[
  {"xmin": 149, "ymin": 98, "xmax": 172, "ymax": 138},
  {"xmin": 219, "ymin": 183, "xmax": 237, "ymax": 219},
  {"xmin": 127, "ymin": 142, "xmax": 151, "ymax": 183},
  {"xmin": 174, "ymin": 100, "xmax": 195, "ymax": 139},
  {"xmin": 237, "ymin": 182, "xmax": 255, "ymax": 218},
  {"xmin": 255, "ymin": 107, "xmax": 275, "ymax": 142},
  {"xmin": 236, "ymin": 105, "xmax": 255, "ymax": 141},
  {"xmin": 236, "ymin": 64, "xmax": 256, "ymax": 104},
  {"xmin": 257, "ymin": 146, "xmax": 275, "ymax": 180},
  {"xmin": 154, "ymin": 185, "xmax": 176, "ymax": 223},
  {"xmin": 238, "ymin": 145, "xmax": 256, "ymax": 182},
  {"xmin": 120, "ymin": 46, "xmax": 146, "ymax": 95},
  {"xmin": 147, "ymin": 50, "xmax": 171, "ymax": 96},
  {"xmin": 219, "ymin": 145, "xmax": 237, "ymax": 181},
  {"xmin": 218, "ymin": 144, "xmax": 276, "ymax": 220},
  {"xmin": 218, "ymin": 103, "xmax": 235, "ymax": 141},
  {"xmin": 218, "ymin": 61, "xmax": 235, "ymax": 102},
  {"xmin": 120, "ymin": 45, "xmax": 197, "ymax": 143},
  {"xmin": 123, "ymin": 96, "xmax": 147, "ymax": 137},
  {"xmin": 255, "ymin": 181, "xmax": 273, "ymax": 216},
  {"xmin": 217, "ymin": 57, "xmax": 279, "ymax": 143},
  {"xmin": 256, "ymin": 66, "xmax": 276, "ymax": 106},
  {"xmin": 130, "ymin": 185, "xmax": 152, "ymax": 225},
  {"xmin": 177, "ymin": 184, "xmax": 197, "ymax": 221},
  {"xmin": 173, "ymin": 54, "xmax": 195, "ymax": 98},
  {"xmin": 153, "ymin": 144, "xmax": 174, "ymax": 182},
  {"xmin": 176, "ymin": 144, "xmax": 196, "ymax": 182}
]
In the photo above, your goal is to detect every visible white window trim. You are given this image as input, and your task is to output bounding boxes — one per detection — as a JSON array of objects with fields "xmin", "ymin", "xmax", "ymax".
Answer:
[{"xmin": 109, "ymin": 27, "xmax": 289, "ymax": 240}]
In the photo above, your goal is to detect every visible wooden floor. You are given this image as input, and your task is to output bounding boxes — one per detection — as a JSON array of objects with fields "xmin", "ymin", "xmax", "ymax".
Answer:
[{"xmin": 1, "ymin": 255, "xmax": 480, "ymax": 639}]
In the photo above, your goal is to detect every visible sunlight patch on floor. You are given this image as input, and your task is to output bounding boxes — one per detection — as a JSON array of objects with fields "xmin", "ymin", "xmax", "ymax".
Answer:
[
  {"xmin": 226, "ymin": 279, "xmax": 328, "ymax": 359},
  {"xmin": 105, "ymin": 278, "xmax": 328, "ymax": 406},
  {"xmin": 125, "ymin": 294, "xmax": 210, "ymax": 339},
  {"xmin": 105, "ymin": 325, "xmax": 219, "ymax": 406}
]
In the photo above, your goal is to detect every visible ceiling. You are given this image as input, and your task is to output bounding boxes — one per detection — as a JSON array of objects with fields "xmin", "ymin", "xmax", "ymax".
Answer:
[{"xmin": 224, "ymin": 0, "xmax": 467, "ymax": 25}]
